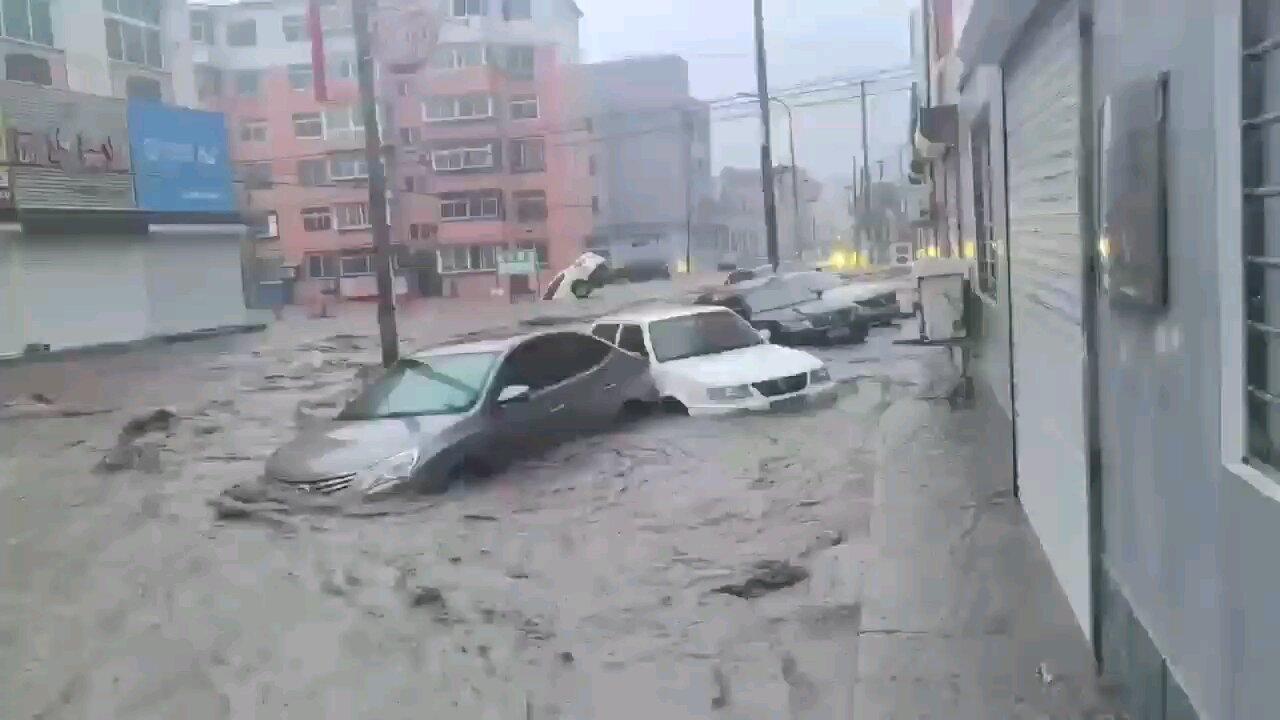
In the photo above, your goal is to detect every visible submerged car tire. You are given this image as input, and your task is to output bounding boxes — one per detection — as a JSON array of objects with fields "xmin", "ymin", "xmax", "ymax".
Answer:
[
  {"xmin": 660, "ymin": 397, "xmax": 690, "ymax": 416},
  {"xmin": 619, "ymin": 399, "xmax": 652, "ymax": 421},
  {"xmin": 570, "ymin": 279, "xmax": 591, "ymax": 299}
]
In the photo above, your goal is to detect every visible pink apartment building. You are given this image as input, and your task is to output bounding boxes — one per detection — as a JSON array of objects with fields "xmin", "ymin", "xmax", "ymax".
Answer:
[{"xmin": 192, "ymin": 0, "xmax": 591, "ymax": 305}]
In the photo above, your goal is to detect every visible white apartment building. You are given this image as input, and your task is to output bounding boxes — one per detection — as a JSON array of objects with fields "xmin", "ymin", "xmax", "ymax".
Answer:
[{"xmin": 0, "ymin": 0, "xmax": 195, "ymax": 105}]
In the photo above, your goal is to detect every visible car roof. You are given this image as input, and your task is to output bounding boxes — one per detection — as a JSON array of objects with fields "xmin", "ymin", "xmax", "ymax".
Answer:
[
  {"xmin": 595, "ymin": 303, "xmax": 732, "ymax": 325},
  {"xmin": 410, "ymin": 329, "xmax": 588, "ymax": 358}
]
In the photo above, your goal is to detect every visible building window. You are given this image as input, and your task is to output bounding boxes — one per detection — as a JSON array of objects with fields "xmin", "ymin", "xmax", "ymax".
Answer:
[
  {"xmin": 515, "ymin": 240, "xmax": 549, "ymax": 266},
  {"xmin": 5, "ymin": 53, "xmax": 51, "ymax": 85},
  {"xmin": 399, "ymin": 127, "xmax": 421, "ymax": 146},
  {"xmin": 329, "ymin": 151, "xmax": 368, "ymax": 180},
  {"xmin": 257, "ymin": 210, "xmax": 279, "ymax": 239},
  {"xmin": 302, "ymin": 206, "xmax": 334, "ymax": 232},
  {"xmin": 307, "ymin": 253, "xmax": 339, "ymax": 278},
  {"xmin": 234, "ymin": 70, "xmax": 260, "ymax": 97},
  {"xmin": 514, "ymin": 191, "xmax": 547, "ymax": 223},
  {"xmin": 240, "ymin": 119, "xmax": 269, "ymax": 143},
  {"xmin": 104, "ymin": 10, "xmax": 163, "ymax": 69},
  {"xmin": 450, "ymin": 0, "xmax": 487, "ymax": 18},
  {"xmin": 287, "ymin": 63, "xmax": 314, "ymax": 91},
  {"xmin": 510, "ymin": 94, "xmax": 539, "ymax": 120},
  {"xmin": 503, "ymin": 0, "xmax": 531, "ymax": 20},
  {"xmin": 439, "ymin": 192, "xmax": 501, "ymax": 221},
  {"xmin": 226, "ymin": 18, "xmax": 256, "ymax": 46},
  {"xmin": 323, "ymin": 105, "xmax": 365, "ymax": 139},
  {"xmin": 340, "ymin": 252, "xmax": 375, "ymax": 276},
  {"xmin": 282, "ymin": 14, "xmax": 306, "ymax": 42},
  {"xmin": 584, "ymin": 117, "xmax": 594, "ymax": 133},
  {"xmin": 409, "ymin": 223, "xmax": 437, "ymax": 242},
  {"xmin": 2, "ymin": 0, "xmax": 54, "ymax": 46},
  {"xmin": 971, "ymin": 114, "xmax": 997, "ymax": 298},
  {"xmin": 126, "ymin": 75, "xmax": 162, "ymax": 100},
  {"xmin": 439, "ymin": 244, "xmax": 502, "ymax": 273},
  {"xmin": 293, "ymin": 112, "xmax": 323, "ymax": 139},
  {"xmin": 326, "ymin": 53, "xmax": 355, "ymax": 79},
  {"xmin": 334, "ymin": 202, "xmax": 370, "ymax": 229},
  {"xmin": 196, "ymin": 66, "xmax": 221, "ymax": 100},
  {"xmin": 240, "ymin": 162, "xmax": 273, "ymax": 189},
  {"xmin": 431, "ymin": 145, "xmax": 495, "ymax": 171},
  {"xmin": 434, "ymin": 43, "xmax": 488, "ymax": 69},
  {"xmin": 298, "ymin": 158, "xmax": 329, "ymax": 186},
  {"xmin": 505, "ymin": 45, "xmax": 535, "ymax": 78},
  {"xmin": 424, "ymin": 95, "xmax": 494, "ymax": 122},
  {"xmin": 589, "ymin": 154, "xmax": 597, "ymax": 176},
  {"xmin": 190, "ymin": 9, "xmax": 213, "ymax": 44},
  {"xmin": 510, "ymin": 137, "xmax": 545, "ymax": 172},
  {"xmin": 591, "ymin": 196, "xmax": 600, "ymax": 215}
]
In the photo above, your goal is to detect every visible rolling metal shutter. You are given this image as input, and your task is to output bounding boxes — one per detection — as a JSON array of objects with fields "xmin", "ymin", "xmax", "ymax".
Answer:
[
  {"xmin": 19, "ymin": 235, "xmax": 148, "ymax": 351},
  {"xmin": 0, "ymin": 230, "xmax": 21, "ymax": 357},
  {"xmin": 1003, "ymin": 0, "xmax": 1092, "ymax": 640},
  {"xmin": 144, "ymin": 228, "xmax": 248, "ymax": 336}
]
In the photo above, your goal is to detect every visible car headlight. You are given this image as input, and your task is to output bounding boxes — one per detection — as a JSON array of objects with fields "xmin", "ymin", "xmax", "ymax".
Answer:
[
  {"xmin": 707, "ymin": 384, "xmax": 754, "ymax": 402},
  {"xmin": 809, "ymin": 367, "xmax": 832, "ymax": 384},
  {"xmin": 356, "ymin": 449, "xmax": 419, "ymax": 495}
]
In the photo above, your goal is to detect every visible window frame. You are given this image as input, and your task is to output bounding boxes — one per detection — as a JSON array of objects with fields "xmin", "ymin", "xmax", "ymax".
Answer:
[
  {"xmin": 307, "ymin": 253, "xmax": 340, "ymax": 279},
  {"xmin": 431, "ymin": 144, "xmax": 496, "ymax": 171},
  {"xmin": 439, "ymin": 192, "xmax": 502, "ymax": 221},
  {"xmin": 503, "ymin": 0, "xmax": 532, "ymax": 20},
  {"xmin": 334, "ymin": 202, "xmax": 371, "ymax": 230},
  {"xmin": 329, "ymin": 152, "xmax": 369, "ymax": 181},
  {"xmin": 322, "ymin": 105, "xmax": 366, "ymax": 140},
  {"xmin": 513, "ymin": 190, "xmax": 547, "ymax": 223},
  {"xmin": 234, "ymin": 69, "xmax": 260, "ymax": 97},
  {"xmin": 293, "ymin": 112, "xmax": 323, "ymax": 139},
  {"xmin": 340, "ymin": 253, "xmax": 374, "ymax": 277},
  {"xmin": 510, "ymin": 137, "xmax": 545, "ymax": 172},
  {"xmin": 240, "ymin": 161, "xmax": 274, "ymax": 189},
  {"xmin": 301, "ymin": 206, "xmax": 334, "ymax": 232},
  {"xmin": 240, "ymin": 118, "xmax": 269, "ymax": 143},
  {"xmin": 438, "ymin": 243, "xmax": 504, "ymax": 273},
  {"xmin": 257, "ymin": 210, "xmax": 280, "ymax": 239},
  {"xmin": 189, "ymin": 9, "xmax": 213, "ymax": 44},
  {"xmin": 297, "ymin": 157, "xmax": 329, "ymax": 186},
  {"xmin": 509, "ymin": 94, "xmax": 539, "ymax": 120},
  {"xmin": 4, "ymin": 52, "xmax": 51, "ymax": 85},
  {"xmin": 424, "ymin": 94, "xmax": 495, "ymax": 122},
  {"xmin": 971, "ymin": 110, "xmax": 998, "ymax": 300},
  {"xmin": 281, "ymin": 14, "xmax": 306, "ymax": 42},
  {"xmin": 450, "ymin": 0, "xmax": 487, "ymax": 18},
  {"xmin": 287, "ymin": 63, "xmax": 314, "ymax": 92},
  {"xmin": 225, "ymin": 18, "xmax": 257, "ymax": 47}
]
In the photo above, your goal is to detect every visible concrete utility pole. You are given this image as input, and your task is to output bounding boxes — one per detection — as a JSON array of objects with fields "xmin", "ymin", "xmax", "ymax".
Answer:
[
  {"xmin": 683, "ymin": 108, "xmax": 694, "ymax": 273},
  {"xmin": 353, "ymin": 0, "xmax": 399, "ymax": 367},
  {"xmin": 774, "ymin": 98, "xmax": 801, "ymax": 258},
  {"xmin": 859, "ymin": 80, "xmax": 872, "ymax": 259},
  {"xmin": 752, "ymin": 0, "xmax": 781, "ymax": 271}
]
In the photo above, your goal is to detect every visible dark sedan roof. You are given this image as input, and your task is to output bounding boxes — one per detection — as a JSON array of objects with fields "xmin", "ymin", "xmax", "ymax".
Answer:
[{"xmin": 414, "ymin": 329, "xmax": 588, "ymax": 358}]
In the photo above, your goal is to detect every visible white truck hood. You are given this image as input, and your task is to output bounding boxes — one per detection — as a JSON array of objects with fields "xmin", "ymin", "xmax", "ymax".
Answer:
[{"xmin": 655, "ymin": 343, "xmax": 822, "ymax": 388}]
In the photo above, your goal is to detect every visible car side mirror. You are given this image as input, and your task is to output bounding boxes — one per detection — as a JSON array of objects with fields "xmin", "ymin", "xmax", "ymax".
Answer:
[
  {"xmin": 758, "ymin": 328, "xmax": 772, "ymax": 343},
  {"xmin": 497, "ymin": 385, "xmax": 531, "ymax": 405}
]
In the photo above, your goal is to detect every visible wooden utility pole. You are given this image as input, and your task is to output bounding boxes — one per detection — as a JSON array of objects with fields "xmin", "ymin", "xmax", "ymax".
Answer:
[
  {"xmin": 353, "ymin": 0, "xmax": 399, "ymax": 367},
  {"xmin": 752, "ymin": 0, "xmax": 780, "ymax": 271},
  {"xmin": 683, "ymin": 108, "xmax": 694, "ymax": 273}
]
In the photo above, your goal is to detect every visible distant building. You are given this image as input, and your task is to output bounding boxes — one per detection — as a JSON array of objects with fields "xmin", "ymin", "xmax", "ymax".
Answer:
[
  {"xmin": 194, "ymin": 0, "xmax": 591, "ymax": 304},
  {"xmin": 578, "ymin": 55, "xmax": 714, "ymax": 271},
  {"xmin": 0, "ymin": 0, "xmax": 196, "ymax": 105}
]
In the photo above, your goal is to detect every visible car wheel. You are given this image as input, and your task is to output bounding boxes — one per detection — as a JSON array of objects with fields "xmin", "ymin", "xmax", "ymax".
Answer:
[
  {"xmin": 660, "ymin": 397, "xmax": 689, "ymax": 415},
  {"xmin": 619, "ymin": 399, "xmax": 652, "ymax": 421},
  {"xmin": 570, "ymin": 279, "xmax": 591, "ymax": 299}
]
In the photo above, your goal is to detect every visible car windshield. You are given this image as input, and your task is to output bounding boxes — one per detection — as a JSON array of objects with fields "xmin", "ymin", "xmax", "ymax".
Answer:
[
  {"xmin": 338, "ymin": 352, "xmax": 499, "ymax": 420},
  {"xmin": 649, "ymin": 311, "xmax": 763, "ymax": 362},
  {"xmin": 742, "ymin": 278, "xmax": 821, "ymax": 311}
]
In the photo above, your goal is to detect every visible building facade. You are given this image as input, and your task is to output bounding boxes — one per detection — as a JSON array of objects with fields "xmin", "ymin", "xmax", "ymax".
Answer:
[
  {"xmin": 0, "ymin": 0, "xmax": 195, "ymax": 105},
  {"xmin": 0, "ymin": 83, "xmax": 246, "ymax": 357},
  {"xmin": 194, "ymin": 0, "xmax": 589, "ymax": 305},
  {"xmin": 579, "ymin": 55, "xmax": 714, "ymax": 272},
  {"xmin": 918, "ymin": 0, "xmax": 1280, "ymax": 717}
]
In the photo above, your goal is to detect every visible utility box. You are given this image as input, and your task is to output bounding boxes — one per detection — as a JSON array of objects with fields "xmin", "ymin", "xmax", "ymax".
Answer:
[{"xmin": 914, "ymin": 258, "xmax": 969, "ymax": 342}]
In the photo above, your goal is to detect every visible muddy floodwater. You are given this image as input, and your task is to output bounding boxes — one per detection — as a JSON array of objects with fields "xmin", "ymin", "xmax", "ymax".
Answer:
[{"xmin": 0, "ymin": 291, "xmax": 963, "ymax": 718}]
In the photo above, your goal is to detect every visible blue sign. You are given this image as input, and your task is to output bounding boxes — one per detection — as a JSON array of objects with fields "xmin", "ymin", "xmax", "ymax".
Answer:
[{"xmin": 127, "ymin": 102, "xmax": 235, "ymax": 213}]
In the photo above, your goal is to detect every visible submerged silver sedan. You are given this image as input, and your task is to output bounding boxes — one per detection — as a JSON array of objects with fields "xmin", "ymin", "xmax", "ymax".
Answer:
[{"xmin": 264, "ymin": 330, "xmax": 657, "ymax": 499}]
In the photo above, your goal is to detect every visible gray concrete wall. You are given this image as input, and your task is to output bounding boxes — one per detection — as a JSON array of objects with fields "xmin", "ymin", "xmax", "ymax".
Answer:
[{"xmin": 1091, "ymin": 0, "xmax": 1229, "ymax": 716}]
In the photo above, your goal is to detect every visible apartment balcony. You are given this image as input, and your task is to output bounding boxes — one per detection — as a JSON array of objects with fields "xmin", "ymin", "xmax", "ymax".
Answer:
[{"xmin": 435, "ymin": 218, "xmax": 506, "ymax": 244}]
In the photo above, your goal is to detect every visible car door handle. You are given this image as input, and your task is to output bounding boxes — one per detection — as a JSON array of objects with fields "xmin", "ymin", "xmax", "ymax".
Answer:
[
  {"xmin": 550, "ymin": 403, "xmax": 566, "ymax": 413},
  {"xmin": 603, "ymin": 383, "xmax": 617, "ymax": 390}
]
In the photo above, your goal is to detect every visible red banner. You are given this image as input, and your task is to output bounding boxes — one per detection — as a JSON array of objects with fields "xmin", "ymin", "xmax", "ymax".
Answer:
[{"xmin": 308, "ymin": 0, "xmax": 327, "ymax": 102}]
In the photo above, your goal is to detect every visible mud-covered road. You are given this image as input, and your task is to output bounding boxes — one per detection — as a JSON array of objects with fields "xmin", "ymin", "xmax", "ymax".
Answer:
[{"xmin": 1, "ymin": 286, "xmax": 963, "ymax": 719}]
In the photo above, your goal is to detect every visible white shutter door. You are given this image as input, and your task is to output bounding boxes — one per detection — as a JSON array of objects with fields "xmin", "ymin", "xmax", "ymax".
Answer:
[
  {"xmin": 1004, "ymin": 0, "xmax": 1092, "ymax": 640},
  {"xmin": 0, "ymin": 232, "xmax": 22, "ymax": 358},
  {"xmin": 145, "ymin": 231, "xmax": 248, "ymax": 336},
  {"xmin": 20, "ymin": 236, "xmax": 148, "ymax": 351}
]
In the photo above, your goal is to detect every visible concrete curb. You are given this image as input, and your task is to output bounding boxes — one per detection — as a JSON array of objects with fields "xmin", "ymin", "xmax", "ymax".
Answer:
[{"xmin": 0, "ymin": 323, "xmax": 268, "ymax": 367}]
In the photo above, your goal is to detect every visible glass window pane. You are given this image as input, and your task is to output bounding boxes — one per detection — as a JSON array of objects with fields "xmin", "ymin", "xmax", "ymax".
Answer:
[
  {"xmin": 145, "ymin": 27, "xmax": 162, "ymax": 67},
  {"xmin": 4, "ymin": 0, "xmax": 32, "ymax": 41},
  {"xmin": 31, "ymin": 0, "xmax": 52, "ymax": 45},
  {"xmin": 122, "ymin": 22, "xmax": 145, "ymax": 63}
]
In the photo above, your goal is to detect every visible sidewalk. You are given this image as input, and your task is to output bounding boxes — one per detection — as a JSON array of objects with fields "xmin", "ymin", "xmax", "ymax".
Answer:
[{"xmin": 856, "ymin": 390, "xmax": 1121, "ymax": 718}]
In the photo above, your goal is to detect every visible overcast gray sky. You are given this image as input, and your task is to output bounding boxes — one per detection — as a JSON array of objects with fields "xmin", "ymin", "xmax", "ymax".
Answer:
[{"xmin": 575, "ymin": 0, "xmax": 914, "ymax": 183}]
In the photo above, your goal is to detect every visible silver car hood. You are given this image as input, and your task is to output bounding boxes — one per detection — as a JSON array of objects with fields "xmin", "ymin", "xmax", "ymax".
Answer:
[{"xmin": 265, "ymin": 414, "xmax": 467, "ymax": 483}]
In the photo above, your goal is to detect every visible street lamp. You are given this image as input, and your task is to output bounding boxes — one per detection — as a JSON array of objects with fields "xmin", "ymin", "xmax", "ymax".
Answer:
[{"xmin": 738, "ymin": 93, "xmax": 802, "ymax": 258}]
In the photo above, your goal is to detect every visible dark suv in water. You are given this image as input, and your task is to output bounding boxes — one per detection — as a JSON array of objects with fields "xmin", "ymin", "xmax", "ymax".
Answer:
[
  {"xmin": 611, "ymin": 259, "xmax": 672, "ymax": 283},
  {"xmin": 694, "ymin": 272, "xmax": 871, "ymax": 346}
]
